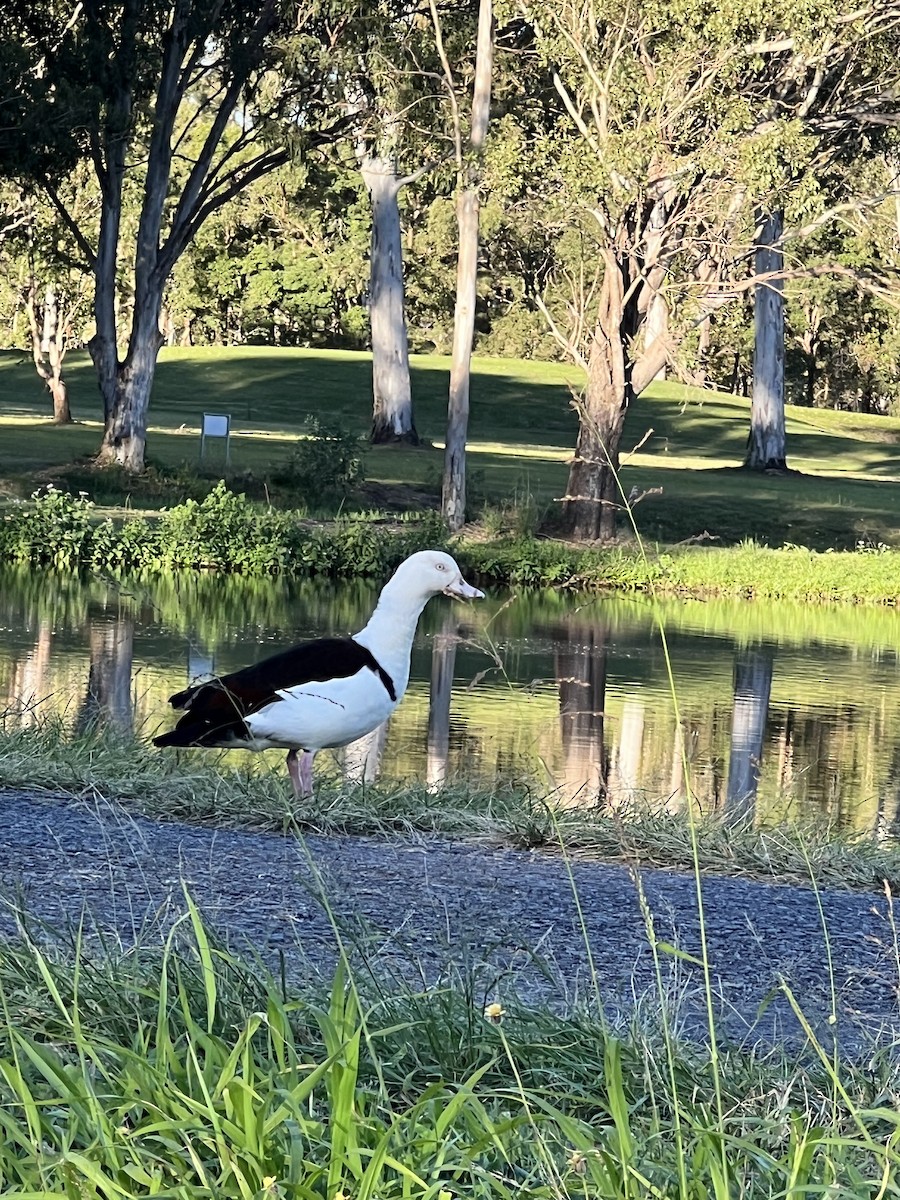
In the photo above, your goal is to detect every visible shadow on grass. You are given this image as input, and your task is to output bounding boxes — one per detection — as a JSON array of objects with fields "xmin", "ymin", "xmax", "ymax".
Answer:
[{"xmin": 4, "ymin": 347, "xmax": 900, "ymax": 548}]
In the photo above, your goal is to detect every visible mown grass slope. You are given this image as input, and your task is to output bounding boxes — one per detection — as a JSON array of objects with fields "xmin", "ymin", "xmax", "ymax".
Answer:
[{"xmin": 2, "ymin": 345, "xmax": 900, "ymax": 547}]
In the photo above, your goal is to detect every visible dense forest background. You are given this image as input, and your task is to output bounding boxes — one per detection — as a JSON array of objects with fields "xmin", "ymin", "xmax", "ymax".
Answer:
[{"xmin": 4, "ymin": 151, "xmax": 900, "ymax": 415}]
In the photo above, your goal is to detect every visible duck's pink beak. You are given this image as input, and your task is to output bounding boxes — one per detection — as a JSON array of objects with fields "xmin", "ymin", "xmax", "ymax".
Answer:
[{"xmin": 444, "ymin": 575, "xmax": 484, "ymax": 601}]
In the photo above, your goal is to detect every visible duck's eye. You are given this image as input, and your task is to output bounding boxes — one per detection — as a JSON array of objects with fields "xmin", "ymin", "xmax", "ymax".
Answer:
[{"xmin": 436, "ymin": 563, "xmax": 446, "ymax": 571}]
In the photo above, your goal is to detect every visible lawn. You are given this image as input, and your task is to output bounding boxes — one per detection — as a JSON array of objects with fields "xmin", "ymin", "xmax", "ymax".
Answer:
[{"xmin": 2, "ymin": 345, "xmax": 900, "ymax": 548}]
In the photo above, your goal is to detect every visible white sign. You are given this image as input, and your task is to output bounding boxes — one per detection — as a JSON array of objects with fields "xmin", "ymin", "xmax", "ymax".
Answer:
[
  {"xmin": 202, "ymin": 413, "xmax": 230, "ymax": 438},
  {"xmin": 199, "ymin": 412, "xmax": 231, "ymax": 465}
]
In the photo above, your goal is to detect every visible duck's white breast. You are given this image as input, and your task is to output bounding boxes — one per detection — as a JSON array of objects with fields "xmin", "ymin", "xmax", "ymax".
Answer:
[{"xmin": 244, "ymin": 669, "xmax": 398, "ymax": 750}]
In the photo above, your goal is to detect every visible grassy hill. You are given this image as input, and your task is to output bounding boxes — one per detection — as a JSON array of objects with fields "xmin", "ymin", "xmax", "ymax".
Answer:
[{"xmin": 2, "ymin": 345, "xmax": 900, "ymax": 548}]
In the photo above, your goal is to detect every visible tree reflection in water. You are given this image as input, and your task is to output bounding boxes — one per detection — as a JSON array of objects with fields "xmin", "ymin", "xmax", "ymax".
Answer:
[
  {"xmin": 426, "ymin": 613, "xmax": 459, "ymax": 790},
  {"xmin": 4, "ymin": 618, "xmax": 54, "ymax": 724},
  {"xmin": 2, "ymin": 567, "xmax": 900, "ymax": 834},
  {"xmin": 74, "ymin": 616, "xmax": 136, "ymax": 736},
  {"xmin": 725, "ymin": 646, "xmax": 774, "ymax": 822},
  {"xmin": 340, "ymin": 719, "xmax": 390, "ymax": 784},
  {"xmin": 555, "ymin": 623, "xmax": 609, "ymax": 804}
]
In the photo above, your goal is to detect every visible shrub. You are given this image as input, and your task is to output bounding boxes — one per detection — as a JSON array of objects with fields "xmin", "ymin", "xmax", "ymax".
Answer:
[
  {"xmin": 274, "ymin": 416, "xmax": 365, "ymax": 506},
  {"xmin": 156, "ymin": 482, "xmax": 296, "ymax": 573},
  {"xmin": 0, "ymin": 486, "xmax": 94, "ymax": 568}
]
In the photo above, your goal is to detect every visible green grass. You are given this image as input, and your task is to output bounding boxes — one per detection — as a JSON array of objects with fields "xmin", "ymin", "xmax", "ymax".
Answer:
[
  {"xmin": 4, "ymin": 345, "xmax": 900, "ymax": 549},
  {"xmin": 1, "ymin": 881, "xmax": 900, "ymax": 1196},
  {"xmin": 3, "ymin": 720, "xmax": 900, "ymax": 892}
]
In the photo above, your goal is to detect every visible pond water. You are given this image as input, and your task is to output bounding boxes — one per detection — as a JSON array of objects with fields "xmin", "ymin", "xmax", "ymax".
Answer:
[{"xmin": 2, "ymin": 564, "xmax": 900, "ymax": 833}]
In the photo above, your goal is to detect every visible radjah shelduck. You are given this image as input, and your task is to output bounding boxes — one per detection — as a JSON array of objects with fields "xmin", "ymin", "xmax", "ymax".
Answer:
[{"xmin": 153, "ymin": 550, "xmax": 484, "ymax": 795}]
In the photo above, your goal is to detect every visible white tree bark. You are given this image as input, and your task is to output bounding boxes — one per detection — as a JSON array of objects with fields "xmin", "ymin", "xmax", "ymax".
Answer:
[
  {"xmin": 725, "ymin": 648, "xmax": 773, "ymax": 821},
  {"xmin": 746, "ymin": 210, "xmax": 787, "ymax": 470},
  {"xmin": 426, "ymin": 615, "xmax": 458, "ymax": 790},
  {"xmin": 609, "ymin": 699, "xmax": 645, "ymax": 807},
  {"xmin": 643, "ymin": 293, "xmax": 668, "ymax": 383},
  {"xmin": 640, "ymin": 196, "xmax": 669, "ymax": 382},
  {"xmin": 441, "ymin": 0, "xmax": 493, "ymax": 532},
  {"xmin": 27, "ymin": 277, "xmax": 71, "ymax": 423},
  {"xmin": 361, "ymin": 156, "xmax": 418, "ymax": 443}
]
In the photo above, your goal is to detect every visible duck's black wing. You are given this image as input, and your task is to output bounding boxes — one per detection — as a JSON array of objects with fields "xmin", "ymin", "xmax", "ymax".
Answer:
[{"xmin": 153, "ymin": 637, "xmax": 395, "ymax": 748}]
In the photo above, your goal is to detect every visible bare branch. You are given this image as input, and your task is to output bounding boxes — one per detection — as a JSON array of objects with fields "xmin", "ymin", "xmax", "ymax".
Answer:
[
  {"xmin": 535, "ymin": 293, "xmax": 588, "ymax": 370},
  {"xmin": 41, "ymin": 179, "xmax": 96, "ymax": 269},
  {"xmin": 428, "ymin": 0, "xmax": 463, "ymax": 169}
]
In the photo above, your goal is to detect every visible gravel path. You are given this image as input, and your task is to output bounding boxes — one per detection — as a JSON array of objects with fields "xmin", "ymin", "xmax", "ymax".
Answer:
[{"xmin": 1, "ymin": 787, "xmax": 897, "ymax": 1049}]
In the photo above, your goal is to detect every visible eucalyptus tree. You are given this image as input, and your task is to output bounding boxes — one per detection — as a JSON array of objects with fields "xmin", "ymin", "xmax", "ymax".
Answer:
[
  {"xmin": 349, "ymin": 4, "xmax": 436, "ymax": 446},
  {"xmin": 7, "ymin": 175, "xmax": 96, "ymax": 423},
  {"xmin": 0, "ymin": 0, "xmax": 349, "ymax": 472},
  {"xmin": 521, "ymin": 0, "xmax": 900, "ymax": 540},
  {"xmin": 740, "ymin": 17, "xmax": 900, "ymax": 472},
  {"xmin": 349, "ymin": 0, "xmax": 496, "ymax": 449},
  {"xmin": 437, "ymin": 0, "xmax": 494, "ymax": 531}
]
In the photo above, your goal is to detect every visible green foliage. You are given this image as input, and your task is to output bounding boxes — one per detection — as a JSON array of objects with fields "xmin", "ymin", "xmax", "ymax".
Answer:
[
  {"xmin": 0, "ymin": 486, "xmax": 94, "ymax": 568},
  {"xmin": 0, "ymin": 481, "xmax": 450, "ymax": 578},
  {"xmin": 0, "ymin": 856, "xmax": 899, "ymax": 1195},
  {"xmin": 8, "ymin": 479, "xmax": 900, "ymax": 600},
  {"xmin": 155, "ymin": 483, "xmax": 296, "ymax": 572},
  {"xmin": 274, "ymin": 416, "xmax": 365, "ymax": 506}
]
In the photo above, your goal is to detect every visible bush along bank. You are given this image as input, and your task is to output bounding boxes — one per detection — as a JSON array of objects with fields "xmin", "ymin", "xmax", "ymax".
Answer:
[
  {"xmin": 0, "ymin": 483, "xmax": 450, "ymax": 577},
  {"xmin": 5, "ymin": 482, "xmax": 900, "ymax": 602}
]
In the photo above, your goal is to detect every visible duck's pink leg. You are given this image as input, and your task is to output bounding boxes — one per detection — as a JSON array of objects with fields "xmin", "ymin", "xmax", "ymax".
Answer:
[
  {"xmin": 286, "ymin": 749, "xmax": 303, "ymax": 796},
  {"xmin": 286, "ymin": 748, "xmax": 316, "ymax": 797},
  {"xmin": 299, "ymin": 749, "xmax": 317, "ymax": 796}
]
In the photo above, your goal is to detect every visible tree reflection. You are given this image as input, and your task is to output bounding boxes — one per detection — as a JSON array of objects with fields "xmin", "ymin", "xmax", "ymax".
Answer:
[
  {"xmin": 341, "ymin": 719, "xmax": 389, "ymax": 784},
  {"xmin": 426, "ymin": 613, "xmax": 459, "ymax": 790},
  {"xmin": 609, "ymin": 698, "xmax": 646, "ymax": 808},
  {"xmin": 4, "ymin": 618, "xmax": 53, "ymax": 724},
  {"xmin": 725, "ymin": 646, "xmax": 774, "ymax": 821},
  {"xmin": 74, "ymin": 615, "xmax": 136, "ymax": 736},
  {"xmin": 556, "ymin": 623, "xmax": 609, "ymax": 804}
]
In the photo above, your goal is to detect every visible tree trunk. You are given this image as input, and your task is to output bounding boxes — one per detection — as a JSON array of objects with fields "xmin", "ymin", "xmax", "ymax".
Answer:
[
  {"xmin": 694, "ymin": 315, "xmax": 712, "ymax": 388},
  {"xmin": 49, "ymin": 375, "xmax": 71, "ymax": 425},
  {"xmin": 441, "ymin": 0, "xmax": 493, "ymax": 533},
  {"xmin": 798, "ymin": 303, "xmax": 820, "ymax": 409},
  {"xmin": 362, "ymin": 157, "xmax": 418, "ymax": 445},
  {"xmin": 26, "ymin": 279, "xmax": 72, "ymax": 424},
  {"xmin": 95, "ymin": 287, "xmax": 164, "ymax": 471},
  {"xmin": 562, "ymin": 259, "xmax": 631, "ymax": 542},
  {"xmin": 640, "ymin": 196, "xmax": 669, "ymax": 383},
  {"xmin": 442, "ymin": 187, "xmax": 480, "ymax": 531},
  {"xmin": 745, "ymin": 210, "xmax": 787, "ymax": 471},
  {"xmin": 805, "ymin": 353, "xmax": 816, "ymax": 409},
  {"xmin": 725, "ymin": 647, "xmax": 773, "ymax": 822},
  {"xmin": 643, "ymin": 292, "xmax": 667, "ymax": 383}
]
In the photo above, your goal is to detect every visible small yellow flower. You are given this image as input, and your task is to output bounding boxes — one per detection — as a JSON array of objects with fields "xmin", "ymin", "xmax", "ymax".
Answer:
[
  {"xmin": 262, "ymin": 1179, "xmax": 277, "ymax": 1192},
  {"xmin": 568, "ymin": 1150, "xmax": 588, "ymax": 1176},
  {"xmin": 483, "ymin": 1002, "xmax": 506, "ymax": 1023}
]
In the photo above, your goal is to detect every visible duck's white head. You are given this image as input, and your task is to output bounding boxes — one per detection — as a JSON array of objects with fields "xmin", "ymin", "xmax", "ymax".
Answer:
[{"xmin": 387, "ymin": 550, "xmax": 485, "ymax": 603}]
